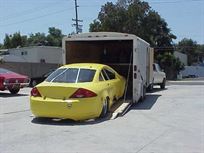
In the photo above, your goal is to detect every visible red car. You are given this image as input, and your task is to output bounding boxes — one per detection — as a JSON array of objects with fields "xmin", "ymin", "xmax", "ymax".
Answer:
[{"xmin": 0, "ymin": 68, "xmax": 30, "ymax": 94}]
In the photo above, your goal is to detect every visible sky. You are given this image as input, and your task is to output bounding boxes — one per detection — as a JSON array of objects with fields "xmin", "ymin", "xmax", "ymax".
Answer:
[{"xmin": 0, "ymin": 0, "xmax": 203, "ymax": 45}]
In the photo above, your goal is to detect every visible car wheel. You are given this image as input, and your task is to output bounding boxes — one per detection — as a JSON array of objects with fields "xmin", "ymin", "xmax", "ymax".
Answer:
[
  {"xmin": 160, "ymin": 79, "xmax": 166, "ymax": 89},
  {"xmin": 100, "ymin": 98, "xmax": 109, "ymax": 118},
  {"xmin": 31, "ymin": 80, "xmax": 38, "ymax": 87},
  {"xmin": 147, "ymin": 83, "xmax": 153, "ymax": 91},
  {"xmin": 9, "ymin": 88, "xmax": 20, "ymax": 94}
]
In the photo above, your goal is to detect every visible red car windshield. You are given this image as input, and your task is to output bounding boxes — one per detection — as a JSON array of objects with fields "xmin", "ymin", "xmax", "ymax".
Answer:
[{"xmin": 0, "ymin": 68, "xmax": 13, "ymax": 74}]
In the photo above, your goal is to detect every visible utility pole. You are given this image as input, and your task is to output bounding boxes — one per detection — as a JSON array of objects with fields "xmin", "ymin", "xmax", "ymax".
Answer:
[{"xmin": 72, "ymin": 0, "xmax": 83, "ymax": 34}]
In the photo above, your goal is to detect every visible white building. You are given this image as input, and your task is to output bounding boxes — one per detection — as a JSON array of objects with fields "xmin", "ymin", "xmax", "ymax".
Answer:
[
  {"xmin": 181, "ymin": 66, "xmax": 204, "ymax": 77},
  {"xmin": 174, "ymin": 51, "xmax": 188, "ymax": 66},
  {"xmin": 1, "ymin": 46, "xmax": 63, "ymax": 64}
]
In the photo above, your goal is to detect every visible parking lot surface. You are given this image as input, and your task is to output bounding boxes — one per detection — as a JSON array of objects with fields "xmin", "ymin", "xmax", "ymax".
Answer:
[{"xmin": 0, "ymin": 84, "xmax": 204, "ymax": 153}]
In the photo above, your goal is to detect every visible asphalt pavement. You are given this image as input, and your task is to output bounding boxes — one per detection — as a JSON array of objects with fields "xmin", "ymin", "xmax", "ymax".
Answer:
[{"xmin": 0, "ymin": 84, "xmax": 204, "ymax": 153}]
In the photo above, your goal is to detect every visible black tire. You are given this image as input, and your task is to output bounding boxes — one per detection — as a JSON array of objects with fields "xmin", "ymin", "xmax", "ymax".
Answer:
[
  {"xmin": 9, "ymin": 88, "xmax": 20, "ymax": 94},
  {"xmin": 160, "ymin": 79, "xmax": 166, "ymax": 89},
  {"xmin": 100, "ymin": 98, "xmax": 109, "ymax": 118},
  {"xmin": 147, "ymin": 83, "xmax": 153, "ymax": 91}
]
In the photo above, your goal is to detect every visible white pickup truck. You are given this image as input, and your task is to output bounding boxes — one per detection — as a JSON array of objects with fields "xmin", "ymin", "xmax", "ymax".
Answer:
[{"xmin": 152, "ymin": 63, "xmax": 166, "ymax": 89}]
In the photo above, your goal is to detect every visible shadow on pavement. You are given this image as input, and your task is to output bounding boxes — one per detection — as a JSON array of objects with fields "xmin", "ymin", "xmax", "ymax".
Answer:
[
  {"xmin": 31, "ymin": 114, "xmax": 111, "ymax": 126},
  {"xmin": 147, "ymin": 87, "xmax": 167, "ymax": 94},
  {"xmin": 0, "ymin": 92, "xmax": 28, "ymax": 98},
  {"xmin": 130, "ymin": 94, "xmax": 161, "ymax": 110}
]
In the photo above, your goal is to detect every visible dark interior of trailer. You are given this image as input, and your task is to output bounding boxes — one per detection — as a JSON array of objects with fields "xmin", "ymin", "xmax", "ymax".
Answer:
[{"xmin": 66, "ymin": 40, "xmax": 133, "ymax": 99}]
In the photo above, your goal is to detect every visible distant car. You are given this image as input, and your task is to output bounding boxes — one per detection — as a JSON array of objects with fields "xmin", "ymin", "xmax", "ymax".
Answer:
[
  {"xmin": 30, "ymin": 70, "xmax": 54, "ymax": 87},
  {"xmin": 0, "ymin": 68, "xmax": 30, "ymax": 94},
  {"xmin": 30, "ymin": 63, "xmax": 126, "ymax": 121},
  {"xmin": 153, "ymin": 63, "xmax": 166, "ymax": 89}
]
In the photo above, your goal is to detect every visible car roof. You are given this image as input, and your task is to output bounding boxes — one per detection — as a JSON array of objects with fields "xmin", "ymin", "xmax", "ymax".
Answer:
[{"xmin": 61, "ymin": 63, "xmax": 106, "ymax": 70}]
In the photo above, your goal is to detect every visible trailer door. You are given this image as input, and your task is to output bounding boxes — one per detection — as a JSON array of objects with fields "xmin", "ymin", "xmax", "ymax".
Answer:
[{"xmin": 133, "ymin": 40, "xmax": 142, "ymax": 103}]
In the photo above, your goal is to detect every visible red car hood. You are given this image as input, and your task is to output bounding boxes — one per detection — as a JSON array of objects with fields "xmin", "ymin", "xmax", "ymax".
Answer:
[{"xmin": 0, "ymin": 72, "xmax": 28, "ymax": 79}]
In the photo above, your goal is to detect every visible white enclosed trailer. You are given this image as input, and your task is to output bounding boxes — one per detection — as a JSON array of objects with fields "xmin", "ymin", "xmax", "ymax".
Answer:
[{"xmin": 62, "ymin": 32, "xmax": 153, "ymax": 104}]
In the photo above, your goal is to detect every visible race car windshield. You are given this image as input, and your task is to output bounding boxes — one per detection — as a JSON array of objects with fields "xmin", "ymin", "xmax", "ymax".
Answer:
[{"xmin": 45, "ymin": 68, "xmax": 96, "ymax": 83}]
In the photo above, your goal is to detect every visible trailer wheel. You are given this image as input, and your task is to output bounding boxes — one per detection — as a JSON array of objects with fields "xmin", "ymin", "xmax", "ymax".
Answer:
[
  {"xmin": 100, "ymin": 98, "xmax": 109, "ymax": 118},
  {"xmin": 160, "ymin": 79, "xmax": 166, "ymax": 89}
]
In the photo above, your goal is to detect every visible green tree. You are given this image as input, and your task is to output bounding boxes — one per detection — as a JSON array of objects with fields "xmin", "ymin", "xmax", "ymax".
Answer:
[
  {"xmin": 3, "ymin": 34, "xmax": 12, "ymax": 49},
  {"xmin": 46, "ymin": 27, "xmax": 63, "ymax": 46},
  {"xmin": 156, "ymin": 52, "xmax": 184, "ymax": 79},
  {"xmin": 10, "ymin": 32, "xmax": 23, "ymax": 48},
  {"xmin": 90, "ymin": 0, "xmax": 180, "ymax": 79},
  {"xmin": 89, "ymin": 0, "xmax": 176, "ymax": 48},
  {"xmin": 197, "ymin": 44, "xmax": 204, "ymax": 63},
  {"xmin": 3, "ymin": 32, "xmax": 27, "ymax": 48},
  {"xmin": 21, "ymin": 35, "xmax": 28, "ymax": 47},
  {"xmin": 177, "ymin": 38, "xmax": 198, "ymax": 65},
  {"xmin": 27, "ymin": 32, "xmax": 47, "ymax": 46}
]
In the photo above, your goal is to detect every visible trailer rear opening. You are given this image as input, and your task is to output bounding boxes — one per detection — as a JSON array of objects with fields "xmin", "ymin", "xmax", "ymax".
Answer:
[
  {"xmin": 63, "ymin": 32, "xmax": 153, "ymax": 107},
  {"xmin": 65, "ymin": 40, "xmax": 133, "ymax": 99}
]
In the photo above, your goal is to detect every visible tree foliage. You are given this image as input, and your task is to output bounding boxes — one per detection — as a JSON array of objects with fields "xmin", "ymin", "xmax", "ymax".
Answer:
[
  {"xmin": 177, "ymin": 38, "xmax": 203, "ymax": 65},
  {"xmin": 89, "ymin": 0, "xmax": 176, "ymax": 48},
  {"xmin": 90, "ymin": 0, "xmax": 184, "ymax": 79},
  {"xmin": 46, "ymin": 27, "xmax": 63, "ymax": 46},
  {"xmin": 4, "ymin": 34, "xmax": 12, "ymax": 49},
  {"xmin": 28, "ymin": 32, "xmax": 47, "ymax": 46},
  {"xmin": 2, "ymin": 27, "xmax": 63, "ymax": 49},
  {"xmin": 156, "ymin": 52, "xmax": 184, "ymax": 79}
]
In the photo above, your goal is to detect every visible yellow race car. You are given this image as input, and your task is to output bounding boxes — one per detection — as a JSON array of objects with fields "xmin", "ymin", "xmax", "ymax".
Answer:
[{"xmin": 30, "ymin": 63, "xmax": 126, "ymax": 121}]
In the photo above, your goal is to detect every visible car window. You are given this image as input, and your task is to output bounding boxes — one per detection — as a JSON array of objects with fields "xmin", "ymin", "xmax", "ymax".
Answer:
[
  {"xmin": 104, "ymin": 69, "xmax": 115, "ymax": 80},
  {"xmin": 46, "ymin": 68, "xmax": 96, "ymax": 83},
  {"xmin": 101, "ymin": 69, "xmax": 109, "ymax": 80},
  {"xmin": 77, "ymin": 69, "xmax": 96, "ymax": 82},
  {"xmin": 99, "ymin": 72, "xmax": 104, "ymax": 81},
  {"xmin": 157, "ymin": 64, "xmax": 162, "ymax": 72},
  {"xmin": 52, "ymin": 68, "xmax": 79, "ymax": 83},
  {"xmin": 46, "ymin": 68, "xmax": 67, "ymax": 82}
]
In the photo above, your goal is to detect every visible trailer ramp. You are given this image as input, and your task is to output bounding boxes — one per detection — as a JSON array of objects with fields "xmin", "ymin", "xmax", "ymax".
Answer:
[{"xmin": 110, "ymin": 99, "xmax": 132, "ymax": 120}]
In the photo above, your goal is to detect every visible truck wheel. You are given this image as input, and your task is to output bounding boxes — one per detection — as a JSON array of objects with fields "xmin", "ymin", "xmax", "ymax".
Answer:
[
  {"xmin": 100, "ymin": 98, "xmax": 109, "ymax": 118},
  {"xmin": 148, "ymin": 83, "xmax": 153, "ymax": 91},
  {"xmin": 9, "ymin": 88, "xmax": 20, "ymax": 94},
  {"xmin": 160, "ymin": 79, "xmax": 166, "ymax": 89}
]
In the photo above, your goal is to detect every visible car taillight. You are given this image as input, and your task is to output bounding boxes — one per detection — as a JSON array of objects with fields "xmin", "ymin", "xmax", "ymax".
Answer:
[
  {"xmin": 31, "ymin": 87, "xmax": 41, "ymax": 97},
  {"xmin": 0, "ymin": 77, "xmax": 5, "ymax": 83},
  {"xmin": 70, "ymin": 88, "xmax": 97, "ymax": 98},
  {"xmin": 0, "ymin": 77, "xmax": 5, "ymax": 87}
]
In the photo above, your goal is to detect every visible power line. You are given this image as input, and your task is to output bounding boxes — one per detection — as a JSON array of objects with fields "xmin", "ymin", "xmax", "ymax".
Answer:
[
  {"xmin": 0, "ymin": 0, "xmax": 71, "ymax": 22},
  {"xmin": 0, "ymin": 8, "xmax": 73, "ymax": 27}
]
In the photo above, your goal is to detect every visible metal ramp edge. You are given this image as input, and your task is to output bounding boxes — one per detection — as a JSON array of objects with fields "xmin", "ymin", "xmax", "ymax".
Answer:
[{"xmin": 110, "ymin": 100, "xmax": 132, "ymax": 120}]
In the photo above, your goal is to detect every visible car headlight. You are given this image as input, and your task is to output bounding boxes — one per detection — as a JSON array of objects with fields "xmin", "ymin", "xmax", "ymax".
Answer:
[{"xmin": 3, "ymin": 79, "xmax": 9, "ymax": 85}]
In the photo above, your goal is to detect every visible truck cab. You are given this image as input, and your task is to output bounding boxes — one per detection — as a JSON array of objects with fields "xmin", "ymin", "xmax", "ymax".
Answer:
[{"xmin": 153, "ymin": 63, "xmax": 166, "ymax": 89}]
